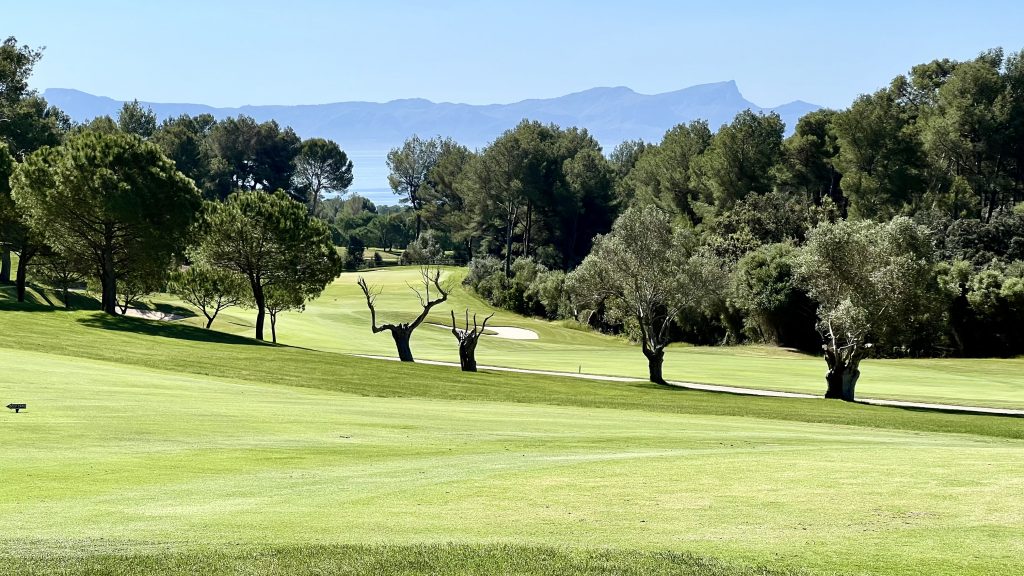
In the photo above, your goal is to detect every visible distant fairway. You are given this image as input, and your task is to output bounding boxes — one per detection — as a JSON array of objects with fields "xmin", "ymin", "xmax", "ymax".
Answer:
[
  {"xmin": 155, "ymin": 266, "xmax": 1024, "ymax": 410},
  {"xmin": 1, "ymin": 305, "xmax": 1023, "ymax": 575}
]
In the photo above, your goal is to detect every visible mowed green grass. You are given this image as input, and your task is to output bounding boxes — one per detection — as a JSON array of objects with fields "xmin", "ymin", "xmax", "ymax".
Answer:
[
  {"xmin": 163, "ymin": 266, "xmax": 1024, "ymax": 410},
  {"xmin": 0, "ymin": 306, "xmax": 1023, "ymax": 575}
]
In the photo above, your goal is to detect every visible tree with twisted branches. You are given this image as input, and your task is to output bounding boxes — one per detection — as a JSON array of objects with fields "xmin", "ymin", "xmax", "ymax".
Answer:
[
  {"xmin": 796, "ymin": 217, "xmax": 935, "ymax": 401},
  {"xmin": 450, "ymin": 309, "xmax": 494, "ymax": 372},
  {"xmin": 357, "ymin": 266, "xmax": 450, "ymax": 362}
]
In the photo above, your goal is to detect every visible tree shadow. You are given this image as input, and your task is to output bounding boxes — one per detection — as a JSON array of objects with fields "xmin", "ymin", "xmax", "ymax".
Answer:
[
  {"xmin": 865, "ymin": 402, "xmax": 1024, "ymax": 419},
  {"xmin": 0, "ymin": 284, "xmax": 102, "ymax": 311},
  {"xmin": 75, "ymin": 313, "xmax": 268, "ymax": 347}
]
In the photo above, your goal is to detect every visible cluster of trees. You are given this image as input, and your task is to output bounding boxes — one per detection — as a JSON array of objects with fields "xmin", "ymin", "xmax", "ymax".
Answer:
[
  {"xmin": 0, "ymin": 37, "xmax": 341, "ymax": 341},
  {"xmin": 459, "ymin": 47, "xmax": 1024, "ymax": 400},
  {"xmin": 384, "ymin": 123, "xmax": 617, "ymax": 272},
  {"xmin": 5, "ymin": 35, "xmax": 1022, "ymax": 399}
]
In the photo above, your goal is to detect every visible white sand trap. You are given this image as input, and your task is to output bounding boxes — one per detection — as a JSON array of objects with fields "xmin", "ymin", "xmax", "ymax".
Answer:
[
  {"xmin": 122, "ymin": 308, "xmax": 187, "ymax": 322},
  {"xmin": 427, "ymin": 323, "xmax": 539, "ymax": 340},
  {"xmin": 486, "ymin": 326, "xmax": 539, "ymax": 340}
]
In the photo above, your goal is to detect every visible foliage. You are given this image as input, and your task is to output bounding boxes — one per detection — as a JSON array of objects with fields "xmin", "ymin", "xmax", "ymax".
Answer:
[
  {"xmin": 387, "ymin": 134, "xmax": 440, "ymax": 237},
  {"xmin": 461, "ymin": 121, "xmax": 618, "ymax": 273},
  {"xmin": 208, "ymin": 115, "xmax": 301, "ymax": 198},
  {"xmin": 567, "ymin": 205, "xmax": 726, "ymax": 383},
  {"xmin": 621, "ymin": 121, "xmax": 711, "ymax": 222},
  {"xmin": 293, "ymin": 137, "xmax": 353, "ymax": 214},
  {"xmin": 11, "ymin": 129, "xmax": 201, "ymax": 314},
  {"xmin": 796, "ymin": 217, "xmax": 938, "ymax": 399},
  {"xmin": 169, "ymin": 265, "xmax": 247, "ymax": 329},
  {"xmin": 731, "ymin": 242, "xmax": 817, "ymax": 349},
  {"xmin": 696, "ymin": 110, "xmax": 785, "ymax": 209},
  {"xmin": 117, "ymin": 100, "xmax": 157, "ymax": 138},
  {"xmin": 193, "ymin": 190, "xmax": 342, "ymax": 340},
  {"xmin": 401, "ymin": 230, "xmax": 446, "ymax": 265}
]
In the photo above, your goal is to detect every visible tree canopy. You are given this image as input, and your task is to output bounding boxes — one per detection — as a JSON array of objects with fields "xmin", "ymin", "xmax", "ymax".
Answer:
[
  {"xmin": 12, "ymin": 129, "xmax": 202, "ymax": 314},
  {"xmin": 193, "ymin": 190, "xmax": 342, "ymax": 341}
]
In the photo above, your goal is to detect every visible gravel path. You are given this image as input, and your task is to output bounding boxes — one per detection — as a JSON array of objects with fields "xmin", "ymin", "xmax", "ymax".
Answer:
[{"xmin": 355, "ymin": 354, "xmax": 1024, "ymax": 417}]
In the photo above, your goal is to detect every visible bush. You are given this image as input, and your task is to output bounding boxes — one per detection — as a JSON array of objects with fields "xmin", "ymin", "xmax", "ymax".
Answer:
[
  {"xmin": 731, "ymin": 242, "xmax": 818, "ymax": 350},
  {"xmin": 402, "ymin": 230, "xmax": 447, "ymax": 265},
  {"xmin": 344, "ymin": 237, "xmax": 365, "ymax": 271}
]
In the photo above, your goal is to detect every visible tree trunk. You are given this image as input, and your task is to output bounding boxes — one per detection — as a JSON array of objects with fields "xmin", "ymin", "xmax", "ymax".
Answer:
[
  {"xmin": 270, "ymin": 311, "xmax": 278, "ymax": 343},
  {"xmin": 459, "ymin": 340, "xmax": 478, "ymax": 372},
  {"xmin": 504, "ymin": 211, "xmax": 514, "ymax": 277},
  {"xmin": 252, "ymin": 282, "xmax": 266, "ymax": 341},
  {"xmin": 0, "ymin": 249, "xmax": 10, "ymax": 283},
  {"xmin": 204, "ymin": 313, "xmax": 215, "ymax": 329},
  {"xmin": 62, "ymin": 285, "xmax": 71, "ymax": 309},
  {"xmin": 524, "ymin": 201, "xmax": 532, "ymax": 257},
  {"xmin": 15, "ymin": 251, "xmax": 30, "ymax": 302},
  {"xmin": 100, "ymin": 250, "xmax": 118, "ymax": 315},
  {"xmin": 392, "ymin": 329, "xmax": 414, "ymax": 362},
  {"xmin": 644, "ymin": 347, "xmax": 666, "ymax": 385},
  {"xmin": 824, "ymin": 359, "xmax": 860, "ymax": 401}
]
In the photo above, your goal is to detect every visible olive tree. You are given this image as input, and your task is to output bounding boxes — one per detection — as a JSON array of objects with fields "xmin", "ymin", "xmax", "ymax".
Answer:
[
  {"xmin": 357, "ymin": 266, "xmax": 450, "ymax": 361},
  {"xmin": 450, "ymin": 309, "xmax": 494, "ymax": 371},
  {"xmin": 194, "ymin": 190, "xmax": 342, "ymax": 341},
  {"xmin": 567, "ymin": 205, "xmax": 726, "ymax": 384},
  {"xmin": 796, "ymin": 217, "xmax": 936, "ymax": 401}
]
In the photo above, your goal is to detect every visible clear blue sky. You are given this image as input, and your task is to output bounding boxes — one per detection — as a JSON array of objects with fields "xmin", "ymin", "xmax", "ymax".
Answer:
[{"xmin": 7, "ymin": 0, "xmax": 1024, "ymax": 109}]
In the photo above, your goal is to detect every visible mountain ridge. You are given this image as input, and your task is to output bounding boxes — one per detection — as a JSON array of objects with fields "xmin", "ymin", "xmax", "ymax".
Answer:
[{"xmin": 43, "ymin": 83, "xmax": 820, "ymax": 204}]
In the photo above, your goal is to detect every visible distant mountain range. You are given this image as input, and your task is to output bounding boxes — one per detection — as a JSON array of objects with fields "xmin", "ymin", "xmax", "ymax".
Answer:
[{"xmin": 43, "ymin": 83, "xmax": 820, "ymax": 205}]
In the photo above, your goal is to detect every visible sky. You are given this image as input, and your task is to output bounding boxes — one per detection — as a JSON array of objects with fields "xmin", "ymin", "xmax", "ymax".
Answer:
[{"xmin": 6, "ymin": 0, "xmax": 1024, "ymax": 110}]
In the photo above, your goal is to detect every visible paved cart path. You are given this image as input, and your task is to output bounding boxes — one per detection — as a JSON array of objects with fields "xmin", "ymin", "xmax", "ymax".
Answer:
[{"xmin": 356, "ymin": 354, "xmax": 1024, "ymax": 417}]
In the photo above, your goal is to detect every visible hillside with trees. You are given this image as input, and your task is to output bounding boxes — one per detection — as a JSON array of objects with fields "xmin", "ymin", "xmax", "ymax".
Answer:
[{"xmin": 3, "ymin": 37, "xmax": 1023, "ymax": 398}]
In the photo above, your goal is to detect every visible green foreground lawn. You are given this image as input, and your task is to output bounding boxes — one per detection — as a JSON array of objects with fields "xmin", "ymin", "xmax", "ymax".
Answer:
[
  {"xmin": 153, "ymin": 266, "xmax": 1024, "ymax": 410},
  {"xmin": 0, "ymin": 306, "xmax": 1022, "ymax": 575}
]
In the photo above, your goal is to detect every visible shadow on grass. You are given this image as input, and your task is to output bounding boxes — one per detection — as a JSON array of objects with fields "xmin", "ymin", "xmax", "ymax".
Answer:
[
  {"xmin": 875, "ymin": 402, "xmax": 1024, "ymax": 419},
  {"xmin": 76, "ymin": 313, "xmax": 268, "ymax": 347},
  {"xmin": 0, "ymin": 284, "xmax": 101, "ymax": 311},
  {"xmin": 128, "ymin": 300, "xmax": 197, "ymax": 318}
]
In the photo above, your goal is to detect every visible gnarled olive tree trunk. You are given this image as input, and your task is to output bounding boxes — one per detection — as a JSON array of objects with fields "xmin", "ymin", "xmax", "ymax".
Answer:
[
  {"xmin": 450, "ymin": 310, "xmax": 493, "ymax": 371},
  {"xmin": 642, "ymin": 343, "xmax": 666, "ymax": 385},
  {"xmin": 822, "ymin": 342, "xmax": 869, "ymax": 402},
  {"xmin": 357, "ymin": 267, "xmax": 450, "ymax": 362}
]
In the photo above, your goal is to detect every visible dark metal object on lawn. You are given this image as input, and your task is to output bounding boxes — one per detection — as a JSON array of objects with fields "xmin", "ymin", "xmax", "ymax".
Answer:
[{"xmin": 6, "ymin": 403, "xmax": 26, "ymax": 413}]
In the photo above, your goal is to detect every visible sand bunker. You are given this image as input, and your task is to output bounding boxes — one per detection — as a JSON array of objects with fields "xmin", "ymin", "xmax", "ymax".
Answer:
[
  {"xmin": 486, "ymin": 326, "xmax": 539, "ymax": 340},
  {"xmin": 428, "ymin": 323, "xmax": 539, "ymax": 340},
  {"xmin": 122, "ymin": 308, "xmax": 187, "ymax": 322}
]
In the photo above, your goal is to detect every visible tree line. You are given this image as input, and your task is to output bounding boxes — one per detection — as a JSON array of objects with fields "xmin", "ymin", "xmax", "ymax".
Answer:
[
  {"xmin": 3, "ymin": 36, "xmax": 1023, "ymax": 400},
  {"xmin": 0, "ymin": 37, "xmax": 342, "ymax": 342}
]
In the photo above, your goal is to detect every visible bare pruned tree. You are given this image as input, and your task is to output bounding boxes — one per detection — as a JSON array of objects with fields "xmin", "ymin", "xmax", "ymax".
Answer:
[
  {"xmin": 357, "ymin": 266, "xmax": 450, "ymax": 362},
  {"xmin": 450, "ymin": 309, "xmax": 494, "ymax": 372}
]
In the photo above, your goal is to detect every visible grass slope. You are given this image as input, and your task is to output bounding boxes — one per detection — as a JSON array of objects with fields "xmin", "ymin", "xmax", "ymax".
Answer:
[
  {"xmin": 5, "ymin": 265, "xmax": 1023, "ymax": 409},
  {"xmin": 1, "ymin": 306, "xmax": 1023, "ymax": 575},
  {"xmin": 158, "ymin": 267, "xmax": 1024, "ymax": 410}
]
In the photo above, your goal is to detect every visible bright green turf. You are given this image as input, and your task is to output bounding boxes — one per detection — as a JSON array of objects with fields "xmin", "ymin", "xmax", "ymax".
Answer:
[
  {"xmin": 1, "ymin": 306, "xmax": 1023, "ymax": 575},
  {"xmin": 152, "ymin": 266, "xmax": 1024, "ymax": 410},
  {"xmin": 5, "ymin": 264, "xmax": 1023, "ymax": 409}
]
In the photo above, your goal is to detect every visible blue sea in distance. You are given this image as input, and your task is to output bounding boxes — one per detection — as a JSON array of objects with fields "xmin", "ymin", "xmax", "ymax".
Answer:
[{"xmin": 346, "ymin": 150, "xmax": 397, "ymax": 207}]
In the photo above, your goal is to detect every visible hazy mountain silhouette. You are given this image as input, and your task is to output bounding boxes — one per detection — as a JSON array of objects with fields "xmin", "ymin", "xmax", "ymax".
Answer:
[{"xmin": 43, "ymin": 83, "xmax": 820, "ymax": 204}]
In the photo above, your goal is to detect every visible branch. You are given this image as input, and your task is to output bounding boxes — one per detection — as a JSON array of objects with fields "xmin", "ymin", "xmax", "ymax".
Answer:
[
  {"xmin": 408, "ymin": 267, "xmax": 450, "ymax": 331},
  {"xmin": 357, "ymin": 276, "xmax": 387, "ymax": 334},
  {"xmin": 478, "ymin": 312, "xmax": 494, "ymax": 335}
]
